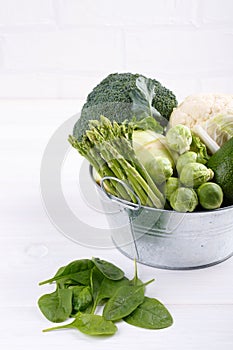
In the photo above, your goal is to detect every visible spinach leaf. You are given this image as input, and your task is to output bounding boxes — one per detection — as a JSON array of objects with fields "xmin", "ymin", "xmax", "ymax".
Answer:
[
  {"xmin": 124, "ymin": 296, "xmax": 173, "ymax": 329},
  {"xmin": 43, "ymin": 313, "xmax": 117, "ymax": 336},
  {"xmin": 89, "ymin": 266, "xmax": 105, "ymax": 313},
  {"xmin": 53, "ymin": 266, "xmax": 67, "ymax": 289},
  {"xmin": 103, "ymin": 279, "xmax": 154, "ymax": 321},
  {"xmin": 92, "ymin": 257, "xmax": 124, "ymax": 280},
  {"xmin": 97, "ymin": 276, "xmax": 129, "ymax": 301},
  {"xmin": 39, "ymin": 259, "xmax": 94, "ymax": 286},
  {"xmin": 97, "ymin": 277, "xmax": 130, "ymax": 311},
  {"xmin": 90, "ymin": 266, "xmax": 105, "ymax": 300},
  {"xmin": 55, "ymin": 266, "xmax": 80, "ymax": 289},
  {"xmin": 38, "ymin": 288, "xmax": 72, "ymax": 323},
  {"xmin": 70, "ymin": 286, "xmax": 92, "ymax": 314},
  {"xmin": 90, "ymin": 266, "xmax": 129, "ymax": 313},
  {"xmin": 38, "ymin": 257, "xmax": 172, "ymax": 338}
]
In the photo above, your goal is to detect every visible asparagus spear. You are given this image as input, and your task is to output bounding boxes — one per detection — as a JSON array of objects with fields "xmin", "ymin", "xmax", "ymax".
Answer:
[{"xmin": 69, "ymin": 116, "xmax": 165, "ymax": 208}]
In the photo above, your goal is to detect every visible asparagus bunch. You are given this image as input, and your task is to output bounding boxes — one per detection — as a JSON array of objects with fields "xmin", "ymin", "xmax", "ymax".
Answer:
[{"xmin": 69, "ymin": 116, "xmax": 165, "ymax": 208}]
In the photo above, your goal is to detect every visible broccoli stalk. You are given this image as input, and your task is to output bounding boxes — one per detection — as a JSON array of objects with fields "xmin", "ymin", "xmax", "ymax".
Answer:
[{"xmin": 69, "ymin": 116, "xmax": 165, "ymax": 208}]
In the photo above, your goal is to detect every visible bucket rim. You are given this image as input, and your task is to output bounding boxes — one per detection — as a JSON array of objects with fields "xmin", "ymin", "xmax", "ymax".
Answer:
[{"xmin": 89, "ymin": 165, "xmax": 233, "ymax": 216}]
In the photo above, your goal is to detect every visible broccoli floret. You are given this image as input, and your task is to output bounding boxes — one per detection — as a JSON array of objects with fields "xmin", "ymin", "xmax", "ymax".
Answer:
[{"xmin": 73, "ymin": 73, "xmax": 177, "ymax": 140}]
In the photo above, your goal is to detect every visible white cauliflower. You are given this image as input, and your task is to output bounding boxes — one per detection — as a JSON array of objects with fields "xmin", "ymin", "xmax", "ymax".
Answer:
[{"xmin": 169, "ymin": 94, "xmax": 233, "ymax": 130}]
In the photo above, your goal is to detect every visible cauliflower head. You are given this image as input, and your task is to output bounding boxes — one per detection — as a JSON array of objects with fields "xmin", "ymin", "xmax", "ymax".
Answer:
[{"xmin": 169, "ymin": 94, "xmax": 233, "ymax": 130}]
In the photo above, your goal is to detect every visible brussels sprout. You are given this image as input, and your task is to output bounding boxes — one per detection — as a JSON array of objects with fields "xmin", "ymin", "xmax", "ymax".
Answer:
[
  {"xmin": 176, "ymin": 151, "xmax": 197, "ymax": 175},
  {"xmin": 165, "ymin": 177, "xmax": 179, "ymax": 201},
  {"xmin": 170, "ymin": 187, "xmax": 198, "ymax": 212},
  {"xmin": 166, "ymin": 124, "xmax": 192, "ymax": 154},
  {"xmin": 180, "ymin": 162, "xmax": 214, "ymax": 188},
  {"xmin": 197, "ymin": 182, "xmax": 223, "ymax": 210},
  {"xmin": 146, "ymin": 156, "xmax": 173, "ymax": 185}
]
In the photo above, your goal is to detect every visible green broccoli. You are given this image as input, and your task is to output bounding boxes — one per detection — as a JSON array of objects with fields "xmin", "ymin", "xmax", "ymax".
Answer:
[{"xmin": 73, "ymin": 73, "xmax": 177, "ymax": 140}]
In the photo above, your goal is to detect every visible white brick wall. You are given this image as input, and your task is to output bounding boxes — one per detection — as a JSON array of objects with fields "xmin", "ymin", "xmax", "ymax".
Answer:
[
  {"xmin": 0, "ymin": 0, "xmax": 55, "ymax": 26},
  {"xmin": 56, "ymin": 0, "xmax": 198, "ymax": 26},
  {"xmin": 201, "ymin": 0, "xmax": 233, "ymax": 23},
  {"xmin": 3, "ymin": 29, "xmax": 123, "ymax": 71},
  {"xmin": 0, "ymin": 0, "xmax": 232, "ymax": 100}
]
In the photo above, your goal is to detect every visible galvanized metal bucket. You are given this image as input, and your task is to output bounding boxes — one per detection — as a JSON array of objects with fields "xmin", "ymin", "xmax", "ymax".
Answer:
[{"xmin": 90, "ymin": 166, "xmax": 233, "ymax": 270}]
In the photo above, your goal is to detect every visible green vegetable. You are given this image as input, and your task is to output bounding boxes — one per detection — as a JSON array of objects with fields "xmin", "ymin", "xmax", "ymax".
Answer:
[
  {"xmin": 170, "ymin": 187, "xmax": 198, "ymax": 212},
  {"xmin": 103, "ymin": 279, "xmax": 154, "ymax": 321},
  {"xmin": 92, "ymin": 257, "xmax": 124, "ymax": 280},
  {"xmin": 91, "ymin": 274, "xmax": 130, "ymax": 312},
  {"xmin": 69, "ymin": 116, "xmax": 165, "ymax": 208},
  {"xmin": 90, "ymin": 266, "xmax": 106, "ymax": 313},
  {"xmin": 132, "ymin": 130, "xmax": 163, "ymax": 152},
  {"xmin": 70, "ymin": 286, "xmax": 92, "ymax": 314},
  {"xmin": 131, "ymin": 116, "xmax": 163, "ymax": 134},
  {"xmin": 205, "ymin": 113, "xmax": 233, "ymax": 147},
  {"xmin": 38, "ymin": 257, "xmax": 173, "ymax": 338},
  {"xmin": 43, "ymin": 312, "xmax": 117, "ymax": 336},
  {"xmin": 38, "ymin": 288, "xmax": 72, "ymax": 323},
  {"xmin": 39, "ymin": 259, "xmax": 94, "ymax": 286},
  {"xmin": 53, "ymin": 266, "xmax": 69, "ymax": 289},
  {"xmin": 165, "ymin": 177, "xmax": 179, "ymax": 201},
  {"xmin": 197, "ymin": 182, "xmax": 223, "ymax": 210},
  {"xmin": 129, "ymin": 258, "xmax": 143, "ymax": 286},
  {"xmin": 176, "ymin": 151, "xmax": 197, "ymax": 175},
  {"xmin": 180, "ymin": 163, "xmax": 214, "ymax": 188},
  {"xmin": 192, "ymin": 126, "xmax": 219, "ymax": 155},
  {"xmin": 130, "ymin": 76, "xmax": 165, "ymax": 124},
  {"xmin": 124, "ymin": 297, "xmax": 173, "ymax": 329},
  {"xmin": 166, "ymin": 124, "xmax": 192, "ymax": 154},
  {"xmin": 207, "ymin": 137, "xmax": 233, "ymax": 205},
  {"xmin": 133, "ymin": 132, "xmax": 175, "ymax": 181},
  {"xmin": 144, "ymin": 156, "xmax": 173, "ymax": 185},
  {"xmin": 90, "ymin": 266, "xmax": 105, "ymax": 306},
  {"xmin": 73, "ymin": 73, "xmax": 177, "ymax": 140},
  {"xmin": 190, "ymin": 131, "xmax": 210, "ymax": 163},
  {"xmin": 103, "ymin": 285, "xmax": 144, "ymax": 321},
  {"xmin": 98, "ymin": 277, "xmax": 129, "ymax": 299}
]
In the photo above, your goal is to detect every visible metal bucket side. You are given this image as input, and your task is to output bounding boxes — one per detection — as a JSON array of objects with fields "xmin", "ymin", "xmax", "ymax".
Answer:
[{"xmin": 90, "ymin": 166, "xmax": 233, "ymax": 269}]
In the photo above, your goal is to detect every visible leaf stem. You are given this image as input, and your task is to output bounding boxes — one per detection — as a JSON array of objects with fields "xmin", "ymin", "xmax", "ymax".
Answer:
[
  {"xmin": 43, "ymin": 324, "xmax": 71, "ymax": 332},
  {"xmin": 143, "ymin": 278, "xmax": 155, "ymax": 287},
  {"xmin": 39, "ymin": 278, "xmax": 54, "ymax": 286}
]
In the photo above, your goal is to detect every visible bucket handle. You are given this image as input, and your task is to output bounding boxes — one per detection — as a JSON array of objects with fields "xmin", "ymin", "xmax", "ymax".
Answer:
[{"xmin": 100, "ymin": 176, "xmax": 141, "ymax": 211}]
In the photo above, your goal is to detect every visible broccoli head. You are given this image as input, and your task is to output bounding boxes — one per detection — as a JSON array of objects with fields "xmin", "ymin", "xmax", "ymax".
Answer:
[{"xmin": 73, "ymin": 73, "xmax": 177, "ymax": 140}]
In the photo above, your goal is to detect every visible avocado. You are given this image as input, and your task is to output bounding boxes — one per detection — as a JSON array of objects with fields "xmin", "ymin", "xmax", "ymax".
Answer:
[{"xmin": 207, "ymin": 137, "xmax": 233, "ymax": 206}]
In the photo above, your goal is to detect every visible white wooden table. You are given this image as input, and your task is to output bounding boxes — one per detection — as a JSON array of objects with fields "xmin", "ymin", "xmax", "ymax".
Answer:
[{"xmin": 1, "ymin": 100, "xmax": 232, "ymax": 350}]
